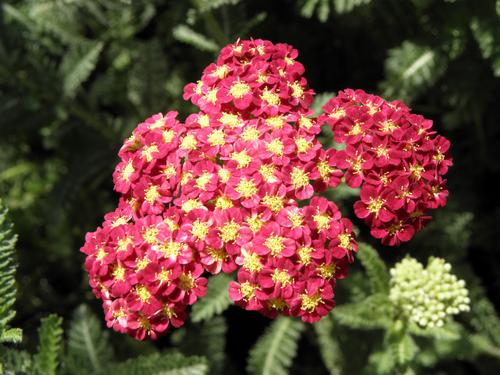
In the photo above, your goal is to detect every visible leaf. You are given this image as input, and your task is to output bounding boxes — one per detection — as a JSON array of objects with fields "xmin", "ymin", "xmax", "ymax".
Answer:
[
  {"xmin": 191, "ymin": 273, "xmax": 233, "ymax": 322},
  {"xmin": 470, "ymin": 16, "xmax": 500, "ymax": 76},
  {"xmin": 391, "ymin": 334, "xmax": 417, "ymax": 366},
  {"xmin": 111, "ymin": 352, "xmax": 208, "ymax": 375},
  {"xmin": 0, "ymin": 327, "xmax": 22, "ymax": 344},
  {"xmin": 356, "ymin": 242, "xmax": 390, "ymax": 294},
  {"xmin": 61, "ymin": 41, "xmax": 104, "ymax": 98},
  {"xmin": 173, "ymin": 317, "xmax": 227, "ymax": 374},
  {"xmin": 334, "ymin": 0, "xmax": 371, "ymax": 14},
  {"xmin": 314, "ymin": 315, "xmax": 342, "ymax": 374},
  {"xmin": 333, "ymin": 294, "xmax": 392, "ymax": 330},
  {"xmin": 66, "ymin": 305, "xmax": 115, "ymax": 374},
  {"xmin": 34, "ymin": 314, "xmax": 64, "ymax": 375},
  {"xmin": 380, "ymin": 41, "xmax": 447, "ymax": 102},
  {"xmin": 0, "ymin": 199, "xmax": 19, "ymax": 336},
  {"xmin": 172, "ymin": 25, "xmax": 219, "ymax": 52},
  {"xmin": 247, "ymin": 317, "xmax": 305, "ymax": 375}
]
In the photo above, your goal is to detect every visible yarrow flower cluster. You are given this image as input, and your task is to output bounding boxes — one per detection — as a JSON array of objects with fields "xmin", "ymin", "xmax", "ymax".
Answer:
[
  {"xmin": 389, "ymin": 257, "xmax": 470, "ymax": 328},
  {"xmin": 319, "ymin": 90, "xmax": 452, "ymax": 246},
  {"xmin": 81, "ymin": 39, "xmax": 451, "ymax": 340}
]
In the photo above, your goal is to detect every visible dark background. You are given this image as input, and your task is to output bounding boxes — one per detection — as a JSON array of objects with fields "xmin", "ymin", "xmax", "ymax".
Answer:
[{"xmin": 1, "ymin": 0, "xmax": 499, "ymax": 373}]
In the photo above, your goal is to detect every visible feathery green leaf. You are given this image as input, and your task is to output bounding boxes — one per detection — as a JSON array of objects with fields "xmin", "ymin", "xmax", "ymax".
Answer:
[
  {"xmin": 191, "ymin": 273, "xmax": 233, "ymax": 322},
  {"xmin": 66, "ymin": 305, "xmax": 114, "ymax": 374},
  {"xmin": 34, "ymin": 314, "xmax": 63, "ymax": 375},
  {"xmin": 173, "ymin": 25, "xmax": 219, "ymax": 52},
  {"xmin": 357, "ymin": 242, "xmax": 389, "ymax": 294},
  {"xmin": 247, "ymin": 317, "xmax": 304, "ymax": 375},
  {"xmin": 314, "ymin": 315, "xmax": 342, "ymax": 374},
  {"xmin": 0, "ymin": 199, "xmax": 19, "ymax": 337},
  {"xmin": 111, "ymin": 352, "xmax": 208, "ymax": 375}
]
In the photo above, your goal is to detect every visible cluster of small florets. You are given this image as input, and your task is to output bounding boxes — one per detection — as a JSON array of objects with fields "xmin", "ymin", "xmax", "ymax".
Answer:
[
  {"xmin": 81, "ymin": 39, "xmax": 451, "ymax": 340},
  {"xmin": 318, "ymin": 90, "xmax": 452, "ymax": 246},
  {"xmin": 82, "ymin": 40, "xmax": 358, "ymax": 340},
  {"xmin": 389, "ymin": 257, "xmax": 470, "ymax": 328}
]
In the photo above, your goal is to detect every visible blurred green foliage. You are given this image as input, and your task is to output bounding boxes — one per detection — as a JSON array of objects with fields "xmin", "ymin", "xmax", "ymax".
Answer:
[{"xmin": 1, "ymin": 0, "xmax": 500, "ymax": 374}]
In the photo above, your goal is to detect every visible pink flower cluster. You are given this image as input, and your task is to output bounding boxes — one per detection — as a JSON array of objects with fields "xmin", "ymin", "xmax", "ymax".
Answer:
[
  {"xmin": 318, "ymin": 89, "xmax": 452, "ymax": 245},
  {"xmin": 81, "ymin": 39, "xmax": 451, "ymax": 340}
]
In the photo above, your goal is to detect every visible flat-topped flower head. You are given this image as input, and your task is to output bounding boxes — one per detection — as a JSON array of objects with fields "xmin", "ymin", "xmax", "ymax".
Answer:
[{"xmin": 82, "ymin": 39, "xmax": 451, "ymax": 340}]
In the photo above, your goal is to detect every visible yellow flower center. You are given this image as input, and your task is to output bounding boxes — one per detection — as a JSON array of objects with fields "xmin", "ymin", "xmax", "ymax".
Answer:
[
  {"xmin": 317, "ymin": 263, "xmax": 336, "ymax": 280},
  {"xmin": 317, "ymin": 161, "xmax": 332, "ymax": 180},
  {"xmin": 208, "ymin": 129, "xmax": 226, "ymax": 146},
  {"xmin": 135, "ymin": 257, "xmax": 150, "ymax": 271},
  {"xmin": 266, "ymin": 139, "xmax": 284, "ymax": 156},
  {"xmin": 260, "ymin": 88, "xmax": 281, "ymax": 106},
  {"xmin": 262, "ymin": 195, "xmax": 284, "ymax": 213},
  {"xmin": 144, "ymin": 185, "xmax": 160, "ymax": 204},
  {"xmin": 338, "ymin": 233, "xmax": 352, "ymax": 249},
  {"xmin": 113, "ymin": 265, "xmax": 125, "ymax": 281},
  {"xmin": 143, "ymin": 227, "xmax": 159, "ymax": 244},
  {"xmin": 163, "ymin": 164, "xmax": 177, "ymax": 178},
  {"xmin": 196, "ymin": 172, "xmax": 212, "ymax": 191},
  {"xmin": 290, "ymin": 167, "xmax": 310, "ymax": 189},
  {"xmin": 181, "ymin": 199, "xmax": 202, "ymax": 212},
  {"xmin": 313, "ymin": 213, "xmax": 330, "ymax": 231},
  {"xmin": 235, "ymin": 178, "xmax": 258, "ymax": 198},
  {"xmin": 240, "ymin": 282, "xmax": 259, "ymax": 301},
  {"xmin": 120, "ymin": 160, "xmax": 135, "ymax": 181},
  {"xmin": 198, "ymin": 114, "xmax": 210, "ymax": 128},
  {"xmin": 380, "ymin": 120, "xmax": 398, "ymax": 133},
  {"xmin": 219, "ymin": 112, "xmax": 241, "ymax": 128},
  {"xmin": 241, "ymin": 126, "xmax": 260, "ymax": 141},
  {"xmin": 265, "ymin": 235, "xmax": 285, "ymax": 256},
  {"xmin": 179, "ymin": 272, "xmax": 195, "ymax": 291},
  {"xmin": 367, "ymin": 197, "xmax": 385, "ymax": 215},
  {"xmin": 218, "ymin": 168, "xmax": 231, "ymax": 183},
  {"xmin": 231, "ymin": 150, "xmax": 252, "ymax": 168},
  {"xmin": 295, "ymin": 137, "xmax": 311, "ymax": 153},
  {"xmin": 301, "ymin": 292, "xmax": 323, "ymax": 312},
  {"xmin": 288, "ymin": 81, "xmax": 304, "ymax": 98},
  {"xmin": 219, "ymin": 220, "xmax": 240, "ymax": 243},
  {"xmin": 272, "ymin": 269, "xmax": 293, "ymax": 286},
  {"xmin": 298, "ymin": 115, "xmax": 313, "ymax": 129},
  {"xmin": 298, "ymin": 246, "xmax": 313, "ymax": 265},
  {"xmin": 329, "ymin": 108, "xmax": 345, "ymax": 119},
  {"xmin": 243, "ymin": 251, "xmax": 263, "ymax": 273},
  {"xmin": 191, "ymin": 220, "xmax": 210, "ymax": 240},
  {"xmin": 409, "ymin": 164, "xmax": 425, "ymax": 180},
  {"xmin": 212, "ymin": 64, "xmax": 229, "ymax": 79},
  {"xmin": 230, "ymin": 81, "xmax": 250, "ymax": 99},
  {"xmin": 268, "ymin": 298, "xmax": 288, "ymax": 311},
  {"xmin": 156, "ymin": 269, "xmax": 171, "ymax": 283},
  {"xmin": 180, "ymin": 134, "xmax": 198, "ymax": 150},
  {"xmin": 265, "ymin": 116, "xmax": 285, "ymax": 129},
  {"xmin": 141, "ymin": 144, "xmax": 159, "ymax": 162},
  {"xmin": 96, "ymin": 247, "xmax": 107, "ymax": 261},
  {"xmin": 157, "ymin": 241, "xmax": 183, "ymax": 258},
  {"xmin": 207, "ymin": 247, "xmax": 228, "ymax": 261},
  {"xmin": 136, "ymin": 284, "xmax": 151, "ymax": 303},
  {"xmin": 246, "ymin": 214, "xmax": 264, "ymax": 232},
  {"xmin": 163, "ymin": 129, "xmax": 175, "ymax": 143},
  {"xmin": 259, "ymin": 164, "xmax": 278, "ymax": 183},
  {"xmin": 205, "ymin": 88, "xmax": 219, "ymax": 104},
  {"xmin": 215, "ymin": 195, "xmax": 233, "ymax": 209}
]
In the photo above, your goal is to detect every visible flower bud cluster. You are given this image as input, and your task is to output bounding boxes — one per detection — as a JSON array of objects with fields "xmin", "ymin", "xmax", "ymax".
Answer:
[
  {"xmin": 389, "ymin": 257, "xmax": 470, "ymax": 328},
  {"xmin": 319, "ymin": 89, "xmax": 452, "ymax": 246}
]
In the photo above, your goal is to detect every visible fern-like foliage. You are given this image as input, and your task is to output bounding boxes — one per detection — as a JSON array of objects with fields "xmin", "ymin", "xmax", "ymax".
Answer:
[
  {"xmin": 300, "ymin": 0, "xmax": 371, "ymax": 22},
  {"xmin": 66, "ymin": 305, "xmax": 115, "ymax": 375},
  {"xmin": 356, "ymin": 242, "xmax": 390, "ymax": 294},
  {"xmin": 172, "ymin": 25, "xmax": 219, "ymax": 52},
  {"xmin": 172, "ymin": 317, "xmax": 227, "ymax": 374},
  {"xmin": 34, "ymin": 314, "xmax": 63, "ymax": 375},
  {"xmin": 247, "ymin": 317, "xmax": 305, "ymax": 375},
  {"xmin": 333, "ymin": 293, "xmax": 392, "ymax": 330},
  {"xmin": 313, "ymin": 315, "xmax": 342, "ymax": 375},
  {"xmin": 110, "ymin": 352, "xmax": 208, "ymax": 375},
  {"xmin": 380, "ymin": 41, "xmax": 447, "ymax": 103},
  {"xmin": 470, "ymin": 16, "xmax": 500, "ymax": 77},
  {"xmin": 191, "ymin": 273, "xmax": 233, "ymax": 322},
  {"xmin": 61, "ymin": 41, "xmax": 104, "ymax": 98},
  {"xmin": 0, "ymin": 199, "xmax": 19, "ymax": 344}
]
